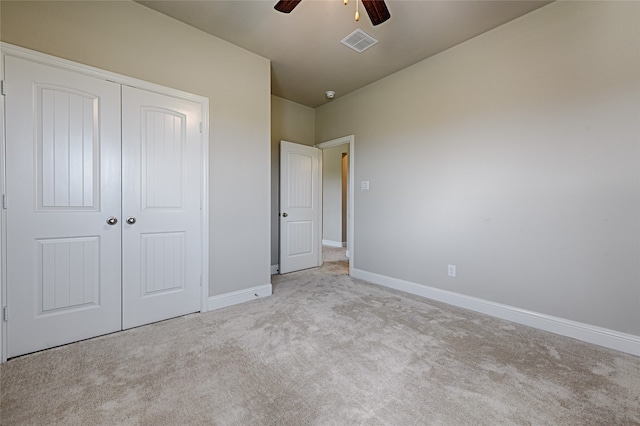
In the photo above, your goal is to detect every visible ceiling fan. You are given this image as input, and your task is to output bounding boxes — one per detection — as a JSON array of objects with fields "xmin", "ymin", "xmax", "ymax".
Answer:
[{"xmin": 274, "ymin": 0, "xmax": 391, "ymax": 26}]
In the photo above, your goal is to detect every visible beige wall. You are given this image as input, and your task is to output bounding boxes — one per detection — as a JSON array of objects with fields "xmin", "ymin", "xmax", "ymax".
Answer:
[
  {"xmin": 316, "ymin": 1, "xmax": 640, "ymax": 336},
  {"xmin": 1, "ymin": 1, "xmax": 271, "ymax": 296},
  {"xmin": 270, "ymin": 96, "xmax": 315, "ymax": 267}
]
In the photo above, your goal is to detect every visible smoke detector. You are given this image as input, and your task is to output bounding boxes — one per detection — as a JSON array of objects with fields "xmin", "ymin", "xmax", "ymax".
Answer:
[{"xmin": 325, "ymin": 90, "xmax": 336, "ymax": 99}]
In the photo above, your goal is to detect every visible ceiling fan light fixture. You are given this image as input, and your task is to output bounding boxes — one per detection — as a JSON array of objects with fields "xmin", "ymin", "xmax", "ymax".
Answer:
[{"xmin": 275, "ymin": 0, "xmax": 390, "ymax": 26}]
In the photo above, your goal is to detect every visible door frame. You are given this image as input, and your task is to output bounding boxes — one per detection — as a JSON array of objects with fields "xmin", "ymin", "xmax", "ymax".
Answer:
[
  {"xmin": 0, "ymin": 43, "xmax": 211, "ymax": 363},
  {"xmin": 315, "ymin": 135, "xmax": 355, "ymax": 277}
]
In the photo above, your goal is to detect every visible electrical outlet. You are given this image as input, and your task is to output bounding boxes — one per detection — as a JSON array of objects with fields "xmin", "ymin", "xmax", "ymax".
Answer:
[{"xmin": 448, "ymin": 264, "xmax": 456, "ymax": 278}]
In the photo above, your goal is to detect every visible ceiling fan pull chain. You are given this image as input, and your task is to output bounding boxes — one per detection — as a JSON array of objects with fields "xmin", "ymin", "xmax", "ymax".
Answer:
[{"xmin": 355, "ymin": 0, "xmax": 360, "ymax": 21}]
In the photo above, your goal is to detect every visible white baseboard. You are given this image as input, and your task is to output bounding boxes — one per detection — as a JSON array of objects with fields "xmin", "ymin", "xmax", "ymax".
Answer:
[
  {"xmin": 271, "ymin": 264, "xmax": 279, "ymax": 275},
  {"xmin": 208, "ymin": 284, "xmax": 272, "ymax": 311},
  {"xmin": 322, "ymin": 240, "xmax": 346, "ymax": 248},
  {"xmin": 352, "ymin": 268, "xmax": 640, "ymax": 357}
]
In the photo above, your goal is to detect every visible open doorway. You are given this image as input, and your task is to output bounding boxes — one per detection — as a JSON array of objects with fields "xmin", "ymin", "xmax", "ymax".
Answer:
[{"xmin": 316, "ymin": 135, "xmax": 354, "ymax": 276}]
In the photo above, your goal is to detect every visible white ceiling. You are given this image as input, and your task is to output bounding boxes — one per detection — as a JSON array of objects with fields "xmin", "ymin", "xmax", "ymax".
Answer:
[{"xmin": 137, "ymin": 0, "xmax": 551, "ymax": 108}]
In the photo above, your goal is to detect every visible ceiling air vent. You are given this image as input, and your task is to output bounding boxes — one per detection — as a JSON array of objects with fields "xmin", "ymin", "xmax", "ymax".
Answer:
[{"xmin": 341, "ymin": 29, "xmax": 378, "ymax": 53}]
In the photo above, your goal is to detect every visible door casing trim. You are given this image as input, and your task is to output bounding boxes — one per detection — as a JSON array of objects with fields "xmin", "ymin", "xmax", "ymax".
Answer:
[{"xmin": 315, "ymin": 135, "xmax": 355, "ymax": 277}]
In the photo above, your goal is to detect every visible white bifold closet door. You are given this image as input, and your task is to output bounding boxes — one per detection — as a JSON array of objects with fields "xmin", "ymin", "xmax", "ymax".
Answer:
[
  {"xmin": 121, "ymin": 86, "xmax": 202, "ymax": 330},
  {"xmin": 4, "ymin": 56, "xmax": 202, "ymax": 358}
]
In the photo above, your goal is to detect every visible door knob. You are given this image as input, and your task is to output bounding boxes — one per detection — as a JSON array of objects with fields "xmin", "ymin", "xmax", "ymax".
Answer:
[
  {"xmin": 106, "ymin": 217, "xmax": 118, "ymax": 225},
  {"xmin": 282, "ymin": 212, "xmax": 288, "ymax": 217},
  {"xmin": 126, "ymin": 217, "xmax": 136, "ymax": 225}
]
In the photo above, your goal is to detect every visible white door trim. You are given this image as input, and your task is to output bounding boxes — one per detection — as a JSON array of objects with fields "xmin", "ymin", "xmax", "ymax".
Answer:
[
  {"xmin": 0, "ymin": 43, "xmax": 210, "ymax": 363},
  {"xmin": 315, "ymin": 135, "xmax": 355, "ymax": 277},
  {"xmin": 0, "ymin": 46, "xmax": 6, "ymax": 364}
]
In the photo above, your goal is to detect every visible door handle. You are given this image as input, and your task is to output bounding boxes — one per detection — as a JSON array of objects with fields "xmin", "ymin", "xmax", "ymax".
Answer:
[
  {"xmin": 106, "ymin": 217, "xmax": 118, "ymax": 225},
  {"xmin": 126, "ymin": 217, "xmax": 137, "ymax": 225},
  {"xmin": 282, "ymin": 212, "xmax": 288, "ymax": 217}
]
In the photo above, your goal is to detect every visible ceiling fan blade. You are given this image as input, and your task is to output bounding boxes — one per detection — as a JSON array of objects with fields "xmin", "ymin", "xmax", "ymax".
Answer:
[
  {"xmin": 274, "ymin": 0, "xmax": 302, "ymax": 13},
  {"xmin": 361, "ymin": 0, "xmax": 391, "ymax": 26}
]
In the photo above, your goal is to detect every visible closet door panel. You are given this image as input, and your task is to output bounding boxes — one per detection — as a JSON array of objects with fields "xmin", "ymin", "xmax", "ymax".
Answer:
[
  {"xmin": 5, "ymin": 56, "xmax": 122, "ymax": 358},
  {"xmin": 121, "ymin": 86, "xmax": 202, "ymax": 329}
]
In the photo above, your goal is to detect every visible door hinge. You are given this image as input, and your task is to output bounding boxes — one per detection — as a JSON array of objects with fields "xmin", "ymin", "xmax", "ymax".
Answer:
[
  {"xmin": 2, "ymin": 194, "xmax": 6, "ymax": 209},
  {"xmin": 3, "ymin": 306, "xmax": 8, "ymax": 322},
  {"xmin": 0, "ymin": 80, "xmax": 5, "ymax": 96},
  {"xmin": 199, "ymin": 122, "xmax": 203, "ymax": 133}
]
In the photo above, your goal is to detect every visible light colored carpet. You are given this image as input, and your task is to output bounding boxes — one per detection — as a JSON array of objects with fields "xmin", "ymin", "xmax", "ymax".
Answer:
[{"xmin": 1, "ymin": 247, "xmax": 639, "ymax": 425}]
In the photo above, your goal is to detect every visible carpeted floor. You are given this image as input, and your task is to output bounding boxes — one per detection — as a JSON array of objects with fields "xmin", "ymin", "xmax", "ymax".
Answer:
[{"xmin": 1, "ymin": 247, "xmax": 639, "ymax": 425}]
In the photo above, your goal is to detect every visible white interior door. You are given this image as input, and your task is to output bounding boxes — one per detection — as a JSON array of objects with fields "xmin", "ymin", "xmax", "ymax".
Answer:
[
  {"xmin": 279, "ymin": 141, "xmax": 321, "ymax": 274},
  {"xmin": 121, "ymin": 86, "xmax": 203, "ymax": 329},
  {"xmin": 5, "ymin": 56, "xmax": 122, "ymax": 357}
]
